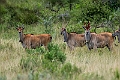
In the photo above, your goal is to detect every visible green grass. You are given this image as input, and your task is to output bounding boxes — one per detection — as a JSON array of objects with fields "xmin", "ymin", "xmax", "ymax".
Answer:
[
  {"xmin": 0, "ymin": 23, "xmax": 120, "ymax": 80},
  {"xmin": 7, "ymin": 0, "xmax": 42, "ymax": 10}
]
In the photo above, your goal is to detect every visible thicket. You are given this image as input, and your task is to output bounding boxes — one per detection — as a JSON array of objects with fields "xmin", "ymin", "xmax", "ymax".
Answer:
[
  {"xmin": 19, "ymin": 43, "xmax": 110, "ymax": 80},
  {"xmin": 19, "ymin": 43, "xmax": 83, "ymax": 79},
  {"xmin": 0, "ymin": 0, "xmax": 120, "ymax": 33}
]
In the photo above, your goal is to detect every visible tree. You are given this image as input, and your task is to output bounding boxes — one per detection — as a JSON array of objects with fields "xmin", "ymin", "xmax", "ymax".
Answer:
[
  {"xmin": 0, "ymin": 0, "xmax": 6, "ymax": 4},
  {"xmin": 44, "ymin": 0, "xmax": 79, "ymax": 12}
]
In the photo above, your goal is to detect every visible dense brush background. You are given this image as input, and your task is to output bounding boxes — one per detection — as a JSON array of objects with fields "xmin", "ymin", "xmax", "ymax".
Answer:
[{"xmin": 0, "ymin": 0, "xmax": 120, "ymax": 80}]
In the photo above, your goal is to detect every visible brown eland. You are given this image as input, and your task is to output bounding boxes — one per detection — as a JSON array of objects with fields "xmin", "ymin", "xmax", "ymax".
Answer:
[
  {"xmin": 16, "ymin": 27, "xmax": 52, "ymax": 49},
  {"xmin": 61, "ymin": 27, "xmax": 86, "ymax": 50},
  {"xmin": 83, "ymin": 21, "xmax": 115, "ymax": 51}
]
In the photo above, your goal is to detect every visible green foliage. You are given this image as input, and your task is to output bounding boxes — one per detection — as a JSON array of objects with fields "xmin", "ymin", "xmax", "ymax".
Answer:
[
  {"xmin": 71, "ymin": 0, "xmax": 111, "ymax": 23},
  {"xmin": 61, "ymin": 63, "xmax": 80, "ymax": 77},
  {"xmin": 45, "ymin": 43, "xmax": 66, "ymax": 63},
  {"xmin": 0, "ymin": 4, "xmax": 7, "ymax": 22},
  {"xmin": 66, "ymin": 22, "xmax": 84, "ymax": 33},
  {"xmin": 109, "ymin": 8, "xmax": 120, "ymax": 28},
  {"xmin": 20, "ymin": 43, "xmax": 66, "ymax": 72},
  {"xmin": 107, "ymin": 0, "xmax": 120, "ymax": 10},
  {"xmin": 26, "ymin": 47, "xmax": 45, "ymax": 54},
  {"xmin": 42, "ymin": 59, "xmax": 61, "ymax": 73},
  {"xmin": 0, "ymin": 74, "xmax": 6, "ymax": 80},
  {"xmin": 44, "ymin": 0, "xmax": 79, "ymax": 11},
  {"xmin": 103, "ymin": 27, "xmax": 113, "ymax": 32},
  {"xmin": 8, "ymin": 7, "xmax": 40, "ymax": 25},
  {"xmin": 20, "ymin": 54, "xmax": 42, "ymax": 71},
  {"xmin": 0, "ymin": 0, "xmax": 119, "ymax": 32},
  {"xmin": 0, "ymin": 0, "xmax": 43, "ymax": 26},
  {"xmin": 58, "ymin": 43, "xmax": 66, "ymax": 52},
  {"xmin": 41, "ymin": 16, "xmax": 54, "ymax": 34},
  {"xmin": 114, "ymin": 69, "xmax": 120, "ymax": 80}
]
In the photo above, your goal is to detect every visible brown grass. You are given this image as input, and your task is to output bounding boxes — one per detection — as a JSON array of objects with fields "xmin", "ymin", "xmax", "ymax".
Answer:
[{"xmin": 0, "ymin": 26, "xmax": 120, "ymax": 80}]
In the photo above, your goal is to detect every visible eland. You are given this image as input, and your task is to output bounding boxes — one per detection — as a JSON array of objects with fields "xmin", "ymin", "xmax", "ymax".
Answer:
[
  {"xmin": 61, "ymin": 27, "xmax": 86, "ymax": 50},
  {"xmin": 83, "ymin": 21, "xmax": 115, "ymax": 51},
  {"xmin": 16, "ymin": 27, "xmax": 52, "ymax": 49}
]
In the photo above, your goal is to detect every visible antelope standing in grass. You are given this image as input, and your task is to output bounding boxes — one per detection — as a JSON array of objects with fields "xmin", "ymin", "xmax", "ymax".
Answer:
[
  {"xmin": 61, "ymin": 23, "xmax": 86, "ymax": 50},
  {"xmin": 16, "ymin": 27, "xmax": 52, "ymax": 49},
  {"xmin": 83, "ymin": 21, "xmax": 115, "ymax": 51}
]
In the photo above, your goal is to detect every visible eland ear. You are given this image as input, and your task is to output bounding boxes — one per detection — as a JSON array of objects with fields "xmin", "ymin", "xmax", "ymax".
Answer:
[
  {"xmin": 82, "ymin": 26, "xmax": 86, "ymax": 30},
  {"xmin": 83, "ymin": 22, "xmax": 87, "ymax": 30}
]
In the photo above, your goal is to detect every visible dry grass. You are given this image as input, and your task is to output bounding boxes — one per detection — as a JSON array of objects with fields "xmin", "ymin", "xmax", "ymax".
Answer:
[
  {"xmin": 0, "ymin": 38, "xmax": 27, "ymax": 80},
  {"xmin": 0, "ymin": 26, "xmax": 120, "ymax": 80},
  {"xmin": 66, "ymin": 48, "xmax": 120, "ymax": 80}
]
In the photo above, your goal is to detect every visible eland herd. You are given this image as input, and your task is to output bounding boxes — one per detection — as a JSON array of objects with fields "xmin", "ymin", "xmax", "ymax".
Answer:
[{"xmin": 16, "ymin": 21, "xmax": 120, "ymax": 51}]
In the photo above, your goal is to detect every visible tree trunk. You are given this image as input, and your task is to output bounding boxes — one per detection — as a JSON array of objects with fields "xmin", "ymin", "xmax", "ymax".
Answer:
[{"xmin": 69, "ymin": 0, "xmax": 72, "ymax": 11}]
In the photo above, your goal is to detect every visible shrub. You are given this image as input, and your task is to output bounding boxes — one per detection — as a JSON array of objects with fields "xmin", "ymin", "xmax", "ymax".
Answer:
[
  {"xmin": 66, "ymin": 22, "xmax": 84, "ymax": 33},
  {"xmin": 42, "ymin": 59, "xmax": 61, "ymax": 73},
  {"xmin": 41, "ymin": 16, "xmax": 54, "ymax": 34},
  {"xmin": 71, "ymin": 0, "xmax": 111, "ymax": 23},
  {"xmin": 61, "ymin": 63, "xmax": 81, "ymax": 78},
  {"xmin": 45, "ymin": 43, "xmax": 66, "ymax": 63},
  {"xmin": 20, "ymin": 43, "xmax": 66, "ymax": 72},
  {"xmin": 26, "ymin": 47, "xmax": 45, "ymax": 54}
]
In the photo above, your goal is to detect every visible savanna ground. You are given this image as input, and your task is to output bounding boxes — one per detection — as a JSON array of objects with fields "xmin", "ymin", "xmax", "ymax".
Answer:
[
  {"xmin": 0, "ymin": 0, "xmax": 120, "ymax": 80},
  {"xmin": 0, "ymin": 24, "xmax": 120, "ymax": 80}
]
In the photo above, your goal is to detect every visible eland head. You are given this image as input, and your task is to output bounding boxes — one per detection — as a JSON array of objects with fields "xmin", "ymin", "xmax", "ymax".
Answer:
[
  {"xmin": 83, "ymin": 21, "xmax": 91, "ymax": 43},
  {"xmin": 112, "ymin": 29, "xmax": 120, "ymax": 43}
]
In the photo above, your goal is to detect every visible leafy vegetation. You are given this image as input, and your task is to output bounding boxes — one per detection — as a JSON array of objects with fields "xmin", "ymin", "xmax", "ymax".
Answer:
[{"xmin": 0, "ymin": 0, "xmax": 120, "ymax": 80}]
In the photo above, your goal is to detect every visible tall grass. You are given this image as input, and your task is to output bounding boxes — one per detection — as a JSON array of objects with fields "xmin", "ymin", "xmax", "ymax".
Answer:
[{"xmin": 0, "ymin": 23, "xmax": 120, "ymax": 80}]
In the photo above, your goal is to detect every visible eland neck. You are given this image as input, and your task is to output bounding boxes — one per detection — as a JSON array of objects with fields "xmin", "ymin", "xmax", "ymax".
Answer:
[
  {"xmin": 19, "ymin": 31, "xmax": 25, "ymax": 43},
  {"xmin": 85, "ymin": 30, "xmax": 91, "ymax": 43},
  {"xmin": 63, "ymin": 31, "xmax": 68, "ymax": 42}
]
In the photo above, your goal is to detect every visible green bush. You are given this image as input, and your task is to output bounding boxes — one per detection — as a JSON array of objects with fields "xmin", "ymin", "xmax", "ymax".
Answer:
[
  {"xmin": 66, "ymin": 22, "xmax": 84, "ymax": 33},
  {"xmin": 9, "ymin": 8, "xmax": 40, "ymax": 25},
  {"xmin": 45, "ymin": 43, "xmax": 66, "ymax": 63},
  {"xmin": 26, "ymin": 47, "xmax": 45, "ymax": 54},
  {"xmin": 42, "ymin": 59, "xmax": 61, "ymax": 73},
  {"xmin": 20, "ymin": 43, "xmax": 66, "ymax": 72},
  {"xmin": 61, "ymin": 63, "xmax": 80, "ymax": 77},
  {"xmin": 71, "ymin": 0, "xmax": 111, "ymax": 23},
  {"xmin": 41, "ymin": 16, "xmax": 54, "ymax": 34}
]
